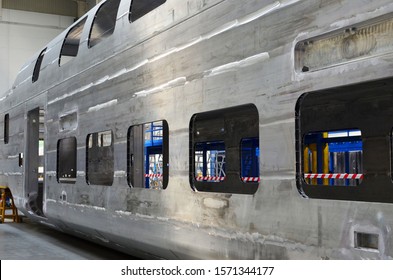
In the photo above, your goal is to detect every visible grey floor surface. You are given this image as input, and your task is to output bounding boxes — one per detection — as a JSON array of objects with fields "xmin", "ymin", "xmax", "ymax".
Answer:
[{"xmin": 0, "ymin": 217, "xmax": 136, "ymax": 260}]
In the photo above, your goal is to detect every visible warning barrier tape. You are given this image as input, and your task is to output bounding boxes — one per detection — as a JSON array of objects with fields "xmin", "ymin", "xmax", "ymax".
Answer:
[
  {"xmin": 146, "ymin": 174, "xmax": 362, "ymax": 181},
  {"xmin": 196, "ymin": 176, "xmax": 225, "ymax": 181},
  {"xmin": 241, "ymin": 177, "xmax": 260, "ymax": 182},
  {"xmin": 196, "ymin": 176, "xmax": 260, "ymax": 182},
  {"xmin": 304, "ymin": 173, "xmax": 363, "ymax": 179},
  {"xmin": 145, "ymin": 174, "xmax": 163, "ymax": 178}
]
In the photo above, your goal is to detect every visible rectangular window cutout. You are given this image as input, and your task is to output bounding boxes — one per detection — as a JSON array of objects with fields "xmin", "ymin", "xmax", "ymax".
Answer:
[
  {"xmin": 303, "ymin": 129, "xmax": 363, "ymax": 186},
  {"xmin": 128, "ymin": 120, "xmax": 168, "ymax": 190},
  {"xmin": 4, "ymin": 114, "xmax": 9, "ymax": 144},
  {"xmin": 59, "ymin": 17, "xmax": 87, "ymax": 66},
  {"xmin": 190, "ymin": 104, "xmax": 259, "ymax": 195},
  {"xmin": 195, "ymin": 141, "xmax": 226, "ymax": 182},
  {"xmin": 295, "ymin": 79, "xmax": 393, "ymax": 203},
  {"xmin": 129, "ymin": 0, "xmax": 166, "ymax": 22},
  {"xmin": 57, "ymin": 137, "xmax": 77, "ymax": 184},
  {"xmin": 355, "ymin": 232, "xmax": 379, "ymax": 251},
  {"xmin": 86, "ymin": 130, "xmax": 114, "ymax": 186},
  {"xmin": 89, "ymin": 0, "xmax": 121, "ymax": 48}
]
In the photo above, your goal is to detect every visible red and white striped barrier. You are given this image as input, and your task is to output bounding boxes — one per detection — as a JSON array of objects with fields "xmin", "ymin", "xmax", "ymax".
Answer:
[
  {"xmin": 304, "ymin": 173, "xmax": 363, "ymax": 180},
  {"xmin": 196, "ymin": 176, "xmax": 225, "ymax": 181},
  {"xmin": 242, "ymin": 177, "xmax": 260, "ymax": 182},
  {"xmin": 144, "ymin": 173, "xmax": 364, "ymax": 181},
  {"xmin": 145, "ymin": 174, "xmax": 261, "ymax": 182},
  {"xmin": 145, "ymin": 174, "xmax": 163, "ymax": 178},
  {"xmin": 196, "ymin": 176, "xmax": 260, "ymax": 182}
]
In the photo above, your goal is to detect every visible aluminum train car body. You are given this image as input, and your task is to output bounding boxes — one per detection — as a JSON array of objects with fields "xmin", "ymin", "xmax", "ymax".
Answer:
[{"xmin": 1, "ymin": 0, "xmax": 393, "ymax": 259}]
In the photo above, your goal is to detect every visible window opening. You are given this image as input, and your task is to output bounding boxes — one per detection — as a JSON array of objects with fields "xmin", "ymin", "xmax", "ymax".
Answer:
[
  {"xmin": 295, "ymin": 78, "xmax": 393, "ymax": 204},
  {"xmin": 128, "ymin": 120, "xmax": 169, "ymax": 189},
  {"xmin": 32, "ymin": 48, "xmax": 47, "ymax": 83},
  {"xmin": 86, "ymin": 130, "xmax": 114, "ymax": 186},
  {"xmin": 4, "ymin": 114, "xmax": 9, "ymax": 144},
  {"xmin": 88, "ymin": 0, "xmax": 121, "ymax": 48},
  {"xmin": 303, "ymin": 129, "xmax": 363, "ymax": 186},
  {"xmin": 129, "ymin": 0, "xmax": 166, "ymax": 22},
  {"xmin": 59, "ymin": 17, "xmax": 87, "ymax": 66},
  {"xmin": 57, "ymin": 137, "xmax": 77, "ymax": 184},
  {"xmin": 190, "ymin": 104, "xmax": 259, "ymax": 194},
  {"xmin": 25, "ymin": 107, "xmax": 45, "ymax": 217}
]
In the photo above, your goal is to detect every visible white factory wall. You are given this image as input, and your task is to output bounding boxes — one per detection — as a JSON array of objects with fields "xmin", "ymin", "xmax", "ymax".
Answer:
[{"xmin": 0, "ymin": 8, "xmax": 74, "ymax": 95}]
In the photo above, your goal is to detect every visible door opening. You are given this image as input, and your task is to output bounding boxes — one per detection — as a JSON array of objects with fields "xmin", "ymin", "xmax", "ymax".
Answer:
[{"xmin": 25, "ymin": 107, "xmax": 45, "ymax": 217}]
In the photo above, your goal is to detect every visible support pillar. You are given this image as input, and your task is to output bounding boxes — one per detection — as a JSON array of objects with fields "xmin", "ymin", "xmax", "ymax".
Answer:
[{"xmin": 322, "ymin": 132, "xmax": 329, "ymax": 185}]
